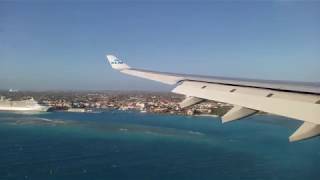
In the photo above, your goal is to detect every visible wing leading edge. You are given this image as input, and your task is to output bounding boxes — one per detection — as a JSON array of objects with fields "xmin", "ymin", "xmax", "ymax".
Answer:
[{"xmin": 106, "ymin": 54, "xmax": 320, "ymax": 142}]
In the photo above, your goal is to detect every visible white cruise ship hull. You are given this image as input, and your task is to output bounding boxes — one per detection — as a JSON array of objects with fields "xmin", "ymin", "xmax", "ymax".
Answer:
[{"xmin": 0, "ymin": 106, "xmax": 49, "ymax": 112}]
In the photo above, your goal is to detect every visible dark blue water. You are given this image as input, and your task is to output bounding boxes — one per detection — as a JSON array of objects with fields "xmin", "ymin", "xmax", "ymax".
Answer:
[{"xmin": 0, "ymin": 111, "xmax": 319, "ymax": 180}]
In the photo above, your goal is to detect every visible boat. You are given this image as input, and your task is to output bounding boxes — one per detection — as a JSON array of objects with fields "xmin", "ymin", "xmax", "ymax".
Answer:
[{"xmin": 0, "ymin": 96, "xmax": 49, "ymax": 112}]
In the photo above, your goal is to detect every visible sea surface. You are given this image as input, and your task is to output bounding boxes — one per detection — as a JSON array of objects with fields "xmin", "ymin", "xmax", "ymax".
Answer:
[{"xmin": 0, "ymin": 111, "xmax": 319, "ymax": 180}]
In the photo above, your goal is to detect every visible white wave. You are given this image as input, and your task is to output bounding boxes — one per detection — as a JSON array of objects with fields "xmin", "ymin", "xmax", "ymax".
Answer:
[{"xmin": 188, "ymin": 131, "xmax": 204, "ymax": 136}]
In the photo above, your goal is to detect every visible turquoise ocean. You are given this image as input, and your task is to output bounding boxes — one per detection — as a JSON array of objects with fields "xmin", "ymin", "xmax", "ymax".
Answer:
[{"xmin": 0, "ymin": 111, "xmax": 319, "ymax": 180}]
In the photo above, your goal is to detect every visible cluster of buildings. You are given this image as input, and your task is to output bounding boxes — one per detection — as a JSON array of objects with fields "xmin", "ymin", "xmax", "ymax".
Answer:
[{"xmin": 0, "ymin": 90, "xmax": 232, "ymax": 116}]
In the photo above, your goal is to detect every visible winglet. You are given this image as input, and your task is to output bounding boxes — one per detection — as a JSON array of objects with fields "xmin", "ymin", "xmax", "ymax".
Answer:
[{"xmin": 106, "ymin": 54, "xmax": 130, "ymax": 70}]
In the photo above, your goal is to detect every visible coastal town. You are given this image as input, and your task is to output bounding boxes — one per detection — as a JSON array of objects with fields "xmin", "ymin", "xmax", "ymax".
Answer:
[{"xmin": 0, "ymin": 90, "xmax": 232, "ymax": 117}]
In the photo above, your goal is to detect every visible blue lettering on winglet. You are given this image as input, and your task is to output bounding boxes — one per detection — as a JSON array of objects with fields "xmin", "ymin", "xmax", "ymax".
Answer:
[{"xmin": 111, "ymin": 59, "xmax": 124, "ymax": 65}]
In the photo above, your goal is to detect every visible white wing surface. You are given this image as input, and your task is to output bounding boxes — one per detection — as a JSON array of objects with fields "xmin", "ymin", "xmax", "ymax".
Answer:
[{"xmin": 106, "ymin": 54, "xmax": 320, "ymax": 142}]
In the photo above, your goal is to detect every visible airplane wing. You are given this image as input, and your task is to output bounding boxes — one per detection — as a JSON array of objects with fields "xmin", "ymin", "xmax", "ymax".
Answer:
[{"xmin": 106, "ymin": 54, "xmax": 320, "ymax": 142}]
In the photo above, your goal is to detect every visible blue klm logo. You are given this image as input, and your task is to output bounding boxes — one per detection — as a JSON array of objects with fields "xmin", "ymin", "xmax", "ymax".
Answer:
[{"xmin": 111, "ymin": 59, "xmax": 124, "ymax": 65}]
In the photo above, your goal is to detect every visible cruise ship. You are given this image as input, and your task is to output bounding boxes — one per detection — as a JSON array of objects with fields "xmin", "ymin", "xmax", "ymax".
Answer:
[{"xmin": 0, "ymin": 96, "xmax": 49, "ymax": 112}]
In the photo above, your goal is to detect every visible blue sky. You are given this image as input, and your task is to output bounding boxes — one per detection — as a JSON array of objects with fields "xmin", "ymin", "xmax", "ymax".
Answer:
[{"xmin": 0, "ymin": 1, "xmax": 319, "ymax": 91}]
